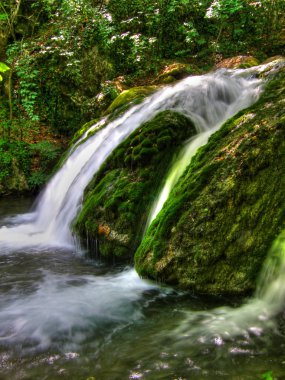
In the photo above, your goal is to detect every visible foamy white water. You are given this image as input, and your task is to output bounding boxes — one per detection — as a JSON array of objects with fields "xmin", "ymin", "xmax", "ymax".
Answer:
[{"xmin": 0, "ymin": 266, "xmax": 157, "ymax": 352}]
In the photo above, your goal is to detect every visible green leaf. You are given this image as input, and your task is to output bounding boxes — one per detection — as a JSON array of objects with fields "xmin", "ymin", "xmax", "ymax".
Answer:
[
  {"xmin": 261, "ymin": 371, "xmax": 273, "ymax": 380},
  {"xmin": 0, "ymin": 74, "xmax": 2, "ymax": 82},
  {"xmin": 0, "ymin": 62, "xmax": 10, "ymax": 73},
  {"xmin": 0, "ymin": 13, "xmax": 8, "ymax": 21}
]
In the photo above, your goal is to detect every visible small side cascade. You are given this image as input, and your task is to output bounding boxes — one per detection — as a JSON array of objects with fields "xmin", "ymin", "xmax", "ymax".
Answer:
[
  {"xmin": 256, "ymin": 231, "xmax": 285, "ymax": 315},
  {"xmin": 146, "ymin": 130, "xmax": 213, "ymax": 227},
  {"xmin": 170, "ymin": 231, "xmax": 285, "ymax": 343}
]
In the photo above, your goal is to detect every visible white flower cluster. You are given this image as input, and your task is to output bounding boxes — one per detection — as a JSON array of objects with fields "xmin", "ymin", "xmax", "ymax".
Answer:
[{"xmin": 206, "ymin": 0, "xmax": 220, "ymax": 18}]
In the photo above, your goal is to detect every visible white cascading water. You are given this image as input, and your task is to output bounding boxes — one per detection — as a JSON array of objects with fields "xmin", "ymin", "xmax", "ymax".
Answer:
[
  {"xmin": 0, "ymin": 68, "xmax": 262, "ymax": 252},
  {"xmin": 146, "ymin": 131, "xmax": 213, "ymax": 227}
]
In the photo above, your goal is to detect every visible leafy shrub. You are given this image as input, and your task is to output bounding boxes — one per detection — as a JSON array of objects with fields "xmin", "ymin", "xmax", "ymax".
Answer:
[{"xmin": 28, "ymin": 172, "xmax": 48, "ymax": 190}]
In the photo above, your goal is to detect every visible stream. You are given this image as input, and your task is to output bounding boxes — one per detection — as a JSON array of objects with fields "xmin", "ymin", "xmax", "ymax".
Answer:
[{"xmin": 1, "ymin": 198, "xmax": 285, "ymax": 380}]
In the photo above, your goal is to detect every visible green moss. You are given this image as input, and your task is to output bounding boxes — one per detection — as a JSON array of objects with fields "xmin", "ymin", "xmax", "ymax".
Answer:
[
  {"xmin": 135, "ymin": 66, "xmax": 285, "ymax": 295},
  {"xmin": 237, "ymin": 57, "xmax": 259, "ymax": 68},
  {"xmin": 155, "ymin": 63, "xmax": 201, "ymax": 84},
  {"xmin": 161, "ymin": 75, "xmax": 176, "ymax": 84},
  {"xmin": 70, "ymin": 119, "xmax": 99, "ymax": 146},
  {"xmin": 104, "ymin": 86, "xmax": 158, "ymax": 117},
  {"xmin": 74, "ymin": 110, "xmax": 196, "ymax": 260}
]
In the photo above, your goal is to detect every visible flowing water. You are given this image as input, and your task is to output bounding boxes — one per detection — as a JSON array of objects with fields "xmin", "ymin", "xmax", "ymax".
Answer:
[
  {"xmin": 1, "ymin": 198, "xmax": 285, "ymax": 380},
  {"xmin": 1, "ymin": 66, "xmax": 285, "ymax": 379}
]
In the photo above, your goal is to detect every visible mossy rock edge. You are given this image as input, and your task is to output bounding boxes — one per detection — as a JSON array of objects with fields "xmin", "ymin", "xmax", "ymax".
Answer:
[{"xmin": 104, "ymin": 86, "xmax": 158, "ymax": 117}]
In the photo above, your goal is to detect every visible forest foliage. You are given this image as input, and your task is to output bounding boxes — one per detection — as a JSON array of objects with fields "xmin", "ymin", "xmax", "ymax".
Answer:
[{"xmin": 0, "ymin": 0, "xmax": 284, "ymax": 192}]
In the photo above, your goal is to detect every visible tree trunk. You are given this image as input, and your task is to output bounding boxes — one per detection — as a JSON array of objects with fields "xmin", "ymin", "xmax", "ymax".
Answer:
[{"xmin": 7, "ymin": 68, "xmax": 12, "ymax": 140}]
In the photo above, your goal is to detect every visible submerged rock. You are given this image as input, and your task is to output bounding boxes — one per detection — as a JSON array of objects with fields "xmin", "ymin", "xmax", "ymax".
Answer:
[
  {"xmin": 135, "ymin": 63, "xmax": 285, "ymax": 295},
  {"xmin": 74, "ymin": 111, "xmax": 196, "ymax": 259}
]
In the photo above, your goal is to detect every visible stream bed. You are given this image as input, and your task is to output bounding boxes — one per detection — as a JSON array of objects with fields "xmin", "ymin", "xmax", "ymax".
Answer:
[{"xmin": 1, "ymin": 198, "xmax": 285, "ymax": 380}]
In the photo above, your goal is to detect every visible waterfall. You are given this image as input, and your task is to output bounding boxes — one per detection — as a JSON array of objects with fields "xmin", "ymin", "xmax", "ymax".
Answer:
[
  {"xmin": 0, "ymin": 68, "xmax": 262, "ymax": 252},
  {"xmin": 1, "ymin": 60, "xmax": 285, "ymax": 347}
]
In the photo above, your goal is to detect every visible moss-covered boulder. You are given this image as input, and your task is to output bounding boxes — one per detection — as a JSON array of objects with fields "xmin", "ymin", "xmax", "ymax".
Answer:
[
  {"xmin": 135, "ymin": 65, "xmax": 285, "ymax": 295},
  {"xmin": 74, "ymin": 111, "xmax": 196, "ymax": 260},
  {"xmin": 104, "ymin": 86, "xmax": 157, "ymax": 117},
  {"xmin": 154, "ymin": 62, "xmax": 202, "ymax": 85}
]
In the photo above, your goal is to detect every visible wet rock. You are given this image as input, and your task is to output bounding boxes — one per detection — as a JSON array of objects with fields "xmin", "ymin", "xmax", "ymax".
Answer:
[{"xmin": 215, "ymin": 55, "xmax": 259, "ymax": 69}]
